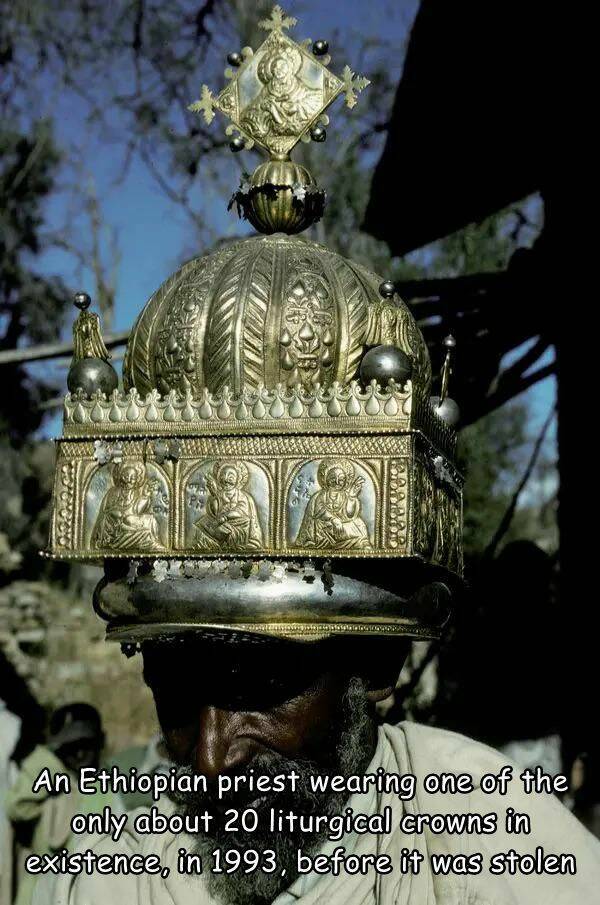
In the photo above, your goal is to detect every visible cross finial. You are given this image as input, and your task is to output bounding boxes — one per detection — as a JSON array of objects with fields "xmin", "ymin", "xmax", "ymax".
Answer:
[
  {"xmin": 188, "ymin": 4, "xmax": 370, "ymax": 161},
  {"xmin": 188, "ymin": 85, "xmax": 215, "ymax": 125},
  {"xmin": 341, "ymin": 66, "xmax": 371, "ymax": 110},
  {"xmin": 258, "ymin": 5, "xmax": 298, "ymax": 32}
]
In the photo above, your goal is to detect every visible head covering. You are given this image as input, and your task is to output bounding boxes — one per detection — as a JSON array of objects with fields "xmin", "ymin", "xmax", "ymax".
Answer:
[
  {"xmin": 48, "ymin": 703, "xmax": 103, "ymax": 748},
  {"xmin": 46, "ymin": 5, "xmax": 463, "ymax": 645}
]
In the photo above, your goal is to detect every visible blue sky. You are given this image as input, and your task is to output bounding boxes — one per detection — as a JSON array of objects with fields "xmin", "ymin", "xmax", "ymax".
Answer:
[{"xmin": 25, "ymin": 0, "xmax": 555, "ymax": 490}]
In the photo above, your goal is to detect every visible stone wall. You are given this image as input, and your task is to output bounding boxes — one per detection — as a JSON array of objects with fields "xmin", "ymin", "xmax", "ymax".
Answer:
[{"xmin": 0, "ymin": 578, "xmax": 157, "ymax": 755}]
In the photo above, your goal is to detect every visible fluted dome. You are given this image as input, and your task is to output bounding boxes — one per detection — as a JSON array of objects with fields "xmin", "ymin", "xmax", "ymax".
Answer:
[{"xmin": 123, "ymin": 234, "xmax": 431, "ymax": 399}]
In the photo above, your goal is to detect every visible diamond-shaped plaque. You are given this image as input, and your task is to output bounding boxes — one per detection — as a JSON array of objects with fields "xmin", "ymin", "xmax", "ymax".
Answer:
[{"xmin": 190, "ymin": 5, "xmax": 369, "ymax": 159}]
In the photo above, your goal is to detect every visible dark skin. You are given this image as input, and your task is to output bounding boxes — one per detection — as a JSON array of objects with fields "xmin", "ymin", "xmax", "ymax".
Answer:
[
  {"xmin": 142, "ymin": 635, "xmax": 407, "ymax": 778},
  {"xmin": 54, "ymin": 739, "xmax": 103, "ymax": 773}
]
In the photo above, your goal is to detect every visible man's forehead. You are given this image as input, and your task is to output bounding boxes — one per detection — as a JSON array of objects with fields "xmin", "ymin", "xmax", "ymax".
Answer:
[{"xmin": 142, "ymin": 630, "xmax": 326, "ymax": 672}]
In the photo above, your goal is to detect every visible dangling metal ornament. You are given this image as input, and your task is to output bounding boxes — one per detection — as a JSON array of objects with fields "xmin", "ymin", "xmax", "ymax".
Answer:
[
  {"xmin": 67, "ymin": 292, "xmax": 118, "ymax": 397},
  {"xmin": 431, "ymin": 335, "xmax": 460, "ymax": 427},
  {"xmin": 72, "ymin": 292, "xmax": 111, "ymax": 362}
]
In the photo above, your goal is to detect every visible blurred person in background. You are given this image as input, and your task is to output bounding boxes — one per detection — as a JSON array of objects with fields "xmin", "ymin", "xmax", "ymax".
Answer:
[{"xmin": 6, "ymin": 702, "xmax": 115, "ymax": 905}]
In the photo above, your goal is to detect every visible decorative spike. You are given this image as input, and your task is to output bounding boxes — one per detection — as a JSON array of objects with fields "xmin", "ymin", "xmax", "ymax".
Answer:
[
  {"xmin": 439, "ymin": 334, "xmax": 456, "ymax": 404},
  {"xmin": 258, "ymin": 5, "xmax": 298, "ymax": 32},
  {"xmin": 71, "ymin": 291, "xmax": 111, "ymax": 363}
]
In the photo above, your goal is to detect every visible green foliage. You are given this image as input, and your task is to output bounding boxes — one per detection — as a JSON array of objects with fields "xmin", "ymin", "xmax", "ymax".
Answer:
[
  {"xmin": 0, "ymin": 121, "xmax": 68, "ymax": 578},
  {"xmin": 0, "ymin": 122, "xmax": 68, "ymax": 440},
  {"xmin": 428, "ymin": 202, "xmax": 543, "ymax": 278}
]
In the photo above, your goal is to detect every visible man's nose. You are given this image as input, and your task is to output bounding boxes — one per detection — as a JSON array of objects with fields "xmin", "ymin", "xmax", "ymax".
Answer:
[{"xmin": 193, "ymin": 706, "xmax": 257, "ymax": 778}]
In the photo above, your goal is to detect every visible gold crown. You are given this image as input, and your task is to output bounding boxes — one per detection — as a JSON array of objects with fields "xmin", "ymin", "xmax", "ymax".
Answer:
[{"xmin": 47, "ymin": 8, "xmax": 463, "ymax": 644}]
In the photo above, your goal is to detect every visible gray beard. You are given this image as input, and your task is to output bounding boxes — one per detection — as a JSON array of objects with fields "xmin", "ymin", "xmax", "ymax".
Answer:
[{"xmin": 174, "ymin": 677, "xmax": 375, "ymax": 905}]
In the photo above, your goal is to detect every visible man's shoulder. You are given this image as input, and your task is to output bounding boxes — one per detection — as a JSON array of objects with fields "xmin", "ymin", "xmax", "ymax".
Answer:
[
  {"xmin": 32, "ymin": 805, "xmax": 158, "ymax": 905},
  {"xmin": 390, "ymin": 720, "xmax": 515, "ymax": 779}
]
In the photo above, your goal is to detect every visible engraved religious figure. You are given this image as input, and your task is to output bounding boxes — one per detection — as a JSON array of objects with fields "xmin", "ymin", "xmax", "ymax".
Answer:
[
  {"xmin": 193, "ymin": 462, "xmax": 263, "ymax": 552},
  {"xmin": 294, "ymin": 460, "xmax": 371, "ymax": 550},
  {"xmin": 240, "ymin": 37, "xmax": 322, "ymax": 156},
  {"xmin": 91, "ymin": 462, "xmax": 165, "ymax": 551},
  {"xmin": 280, "ymin": 272, "xmax": 335, "ymax": 387}
]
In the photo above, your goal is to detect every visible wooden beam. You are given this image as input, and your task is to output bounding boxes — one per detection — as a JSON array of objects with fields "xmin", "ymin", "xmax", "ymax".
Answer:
[{"xmin": 0, "ymin": 331, "xmax": 129, "ymax": 366}]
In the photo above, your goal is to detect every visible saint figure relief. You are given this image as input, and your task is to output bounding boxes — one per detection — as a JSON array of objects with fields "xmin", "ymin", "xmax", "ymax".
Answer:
[
  {"xmin": 241, "ymin": 38, "xmax": 322, "ymax": 153},
  {"xmin": 194, "ymin": 462, "xmax": 263, "ymax": 552},
  {"xmin": 91, "ymin": 462, "xmax": 165, "ymax": 552},
  {"xmin": 294, "ymin": 460, "xmax": 371, "ymax": 551}
]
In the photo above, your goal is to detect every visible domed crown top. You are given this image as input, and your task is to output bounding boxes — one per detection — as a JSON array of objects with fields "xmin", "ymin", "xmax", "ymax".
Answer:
[{"xmin": 123, "ymin": 234, "xmax": 432, "ymax": 400}]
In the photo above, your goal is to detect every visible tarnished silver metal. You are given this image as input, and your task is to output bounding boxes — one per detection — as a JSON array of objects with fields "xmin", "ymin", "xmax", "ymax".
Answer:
[
  {"xmin": 359, "ymin": 345, "xmax": 412, "ymax": 388},
  {"xmin": 74, "ymin": 291, "xmax": 91, "ymax": 310},
  {"xmin": 67, "ymin": 358, "xmax": 118, "ymax": 397},
  {"xmin": 312, "ymin": 40, "xmax": 329, "ymax": 56},
  {"xmin": 378, "ymin": 280, "xmax": 395, "ymax": 299},
  {"xmin": 430, "ymin": 396, "xmax": 460, "ymax": 427},
  {"xmin": 95, "ymin": 566, "xmax": 453, "ymax": 643},
  {"xmin": 439, "ymin": 333, "xmax": 456, "ymax": 404}
]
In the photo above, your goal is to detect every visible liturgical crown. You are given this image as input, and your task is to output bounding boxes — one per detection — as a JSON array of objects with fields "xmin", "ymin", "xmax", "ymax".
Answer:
[{"xmin": 47, "ymin": 6, "xmax": 463, "ymax": 645}]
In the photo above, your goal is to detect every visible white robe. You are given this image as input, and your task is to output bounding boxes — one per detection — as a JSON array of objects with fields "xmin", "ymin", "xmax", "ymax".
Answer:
[{"xmin": 33, "ymin": 722, "xmax": 600, "ymax": 905}]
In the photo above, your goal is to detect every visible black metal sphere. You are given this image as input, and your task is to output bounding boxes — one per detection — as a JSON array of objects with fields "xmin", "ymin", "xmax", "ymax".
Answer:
[
  {"xmin": 310, "ymin": 125, "xmax": 326, "ymax": 143},
  {"xmin": 67, "ymin": 357, "xmax": 118, "ymax": 397},
  {"xmin": 379, "ymin": 280, "xmax": 395, "ymax": 299},
  {"xmin": 430, "ymin": 395, "xmax": 460, "ymax": 427},
  {"xmin": 312, "ymin": 40, "xmax": 329, "ymax": 56},
  {"xmin": 230, "ymin": 136, "xmax": 245, "ymax": 152},
  {"xmin": 227, "ymin": 51, "xmax": 243, "ymax": 67},
  {"xmin": 359, "ymin": 345, "xmax": 413, "ymax": 387},
  {"xmin": 74, "ymin": 291, "xmax": 91, "ymax": 310}
]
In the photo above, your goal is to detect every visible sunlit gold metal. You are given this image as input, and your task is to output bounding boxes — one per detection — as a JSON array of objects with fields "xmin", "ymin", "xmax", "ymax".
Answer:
[
  {"xmin": 46, "ymin": 5, "xmax": 464, "ymax": 642},
  {"xmin": 72, "ymin": 307, "xmax": 111, "ymax": 363},
  {"xmin": 189, "ymin": 5, "xmax": 369, "ymax": 160}
]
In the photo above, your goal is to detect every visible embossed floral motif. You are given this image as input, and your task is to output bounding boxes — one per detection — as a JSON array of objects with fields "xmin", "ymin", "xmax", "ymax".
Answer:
[
  {"xmin": 153, "ymin": 439, "xmax": 182, "ymax": 464},
  {"xmin": 93, "ymin": 439, "xmax": 123, "ymax": 465},
  {"xmin": 280, "ymin": 272, "xmax": 335, "ymax": 387}
]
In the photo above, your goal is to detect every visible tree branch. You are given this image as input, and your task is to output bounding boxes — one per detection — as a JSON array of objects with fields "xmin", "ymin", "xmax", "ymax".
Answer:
[
  {"xmin": 483, "ymin": 403, "xmax": 556, "ymax": 560},
  {"xmin": 0, "ymin": 332, "xmax": 129, "ymax": 366}
]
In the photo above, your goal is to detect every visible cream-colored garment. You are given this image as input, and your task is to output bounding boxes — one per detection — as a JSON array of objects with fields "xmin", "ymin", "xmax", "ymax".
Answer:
[{"xmin": 33, "ymin": 722, "xmax": 600, "ymax": 905}]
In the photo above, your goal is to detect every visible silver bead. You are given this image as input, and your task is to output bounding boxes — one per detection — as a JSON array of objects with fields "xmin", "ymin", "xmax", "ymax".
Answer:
[
  {"xmin": 310, "ymin": 125, "xmax": 326, "ymax": 142},
  {"xmin": 230, "ymin": 136, "xmax": 245, "ymax": 152},
  {"xmin": 312, "ymin": 40, "xmax": 329, "ymax": 56},
  {"xmin": 67, "ymin": 357, "xmax": 118, "ymax": 397},
  {"xmin": 359, "ymin": 344, "xmax": 412, "ymax": 387},
  {"xmin": 379, "ymin": 280, "xmax": 395, "ymax": 298},
  {"xmin": 73, "ymin": 291, "xmax": 91, "ymax": 310},
  {"xmin": 443, "ymin": 334, "xmax": 456, "ymax": 349},
  {"xmin": 227, "ymin": 51, "xmax": 243, "ymax": 67},
  {"xmin": 430, "ymin": 395, "xmax": 460, "ymax": 427}
]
